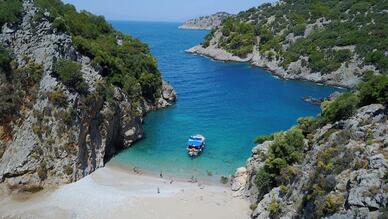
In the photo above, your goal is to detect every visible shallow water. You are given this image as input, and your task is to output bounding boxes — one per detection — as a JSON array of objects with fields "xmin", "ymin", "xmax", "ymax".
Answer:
[{"xmin": 110, "ymin": 21, "xmax": 339, "ymax": 179}]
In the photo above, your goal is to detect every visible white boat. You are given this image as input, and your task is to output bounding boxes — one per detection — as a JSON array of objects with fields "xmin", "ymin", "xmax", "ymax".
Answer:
[{"xmin": 186, "ymin": 134, "xmax": 206, "ymax": 157}]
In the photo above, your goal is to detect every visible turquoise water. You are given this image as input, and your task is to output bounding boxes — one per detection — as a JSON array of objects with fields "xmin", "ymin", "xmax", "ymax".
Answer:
[{"xmin": 110, "ymin": 21, "xmax": 339, "ymax": 178}]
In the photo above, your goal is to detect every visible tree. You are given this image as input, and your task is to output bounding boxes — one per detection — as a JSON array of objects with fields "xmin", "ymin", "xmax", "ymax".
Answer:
[{"xmin": 53, "ymin": 59, "xmax": 88, "ymax": 94}]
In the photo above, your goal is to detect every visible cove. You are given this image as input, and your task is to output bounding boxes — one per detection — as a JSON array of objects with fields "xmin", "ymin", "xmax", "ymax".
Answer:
[{"xmin": 110, "ymin": 21, "xmax": 339, "ymax": 179}]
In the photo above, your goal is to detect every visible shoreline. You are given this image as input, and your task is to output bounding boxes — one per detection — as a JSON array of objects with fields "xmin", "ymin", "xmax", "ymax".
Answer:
[
  {"xmin": 0, "ymin": 165, "xmax": 250, "ymax": 219},
  {"xmin": 107, "ymin": 160, "xmax": 230, "ymax": 186},
  {"xmin": 186, "ymin": 45, "xmax": 351, "ymax": 89}
]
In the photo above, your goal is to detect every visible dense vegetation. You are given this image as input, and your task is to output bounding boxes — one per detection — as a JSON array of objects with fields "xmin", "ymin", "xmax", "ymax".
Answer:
[
  {"xmin": 204, "ymin": 0, "xmax": 388, "ymax": 73},
  {"xmin": 0, "ymin": 0, "xmax": 23, "ymax": 27},
  {"xmin": 253, "ymin": 74, "xmax": 388, "ymax": 217},
  {"xmin": 34, "ymin": 0, "xmax": 162, "ymax": 101},
  {"xmin": 53, "ymin": 59, "xmax": 88, "ymax": 94}
]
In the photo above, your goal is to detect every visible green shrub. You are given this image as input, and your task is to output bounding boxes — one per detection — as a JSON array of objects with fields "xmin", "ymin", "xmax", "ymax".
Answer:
[
  {"xmin": 63, "ymin": 107, "xmax": 77, "ymax": 126},
  {"xmin": 279, "ymin": 185, "xmax": 288, "ymax": 195},
  {"xmin": 48, "ymin": 89, "xmax": 68, "ymax": 107},
  {"xmin": 37, "ymin": 162, "xmax": 47, "ymax": 180},
  {"xmin": 53, "ymin": 59, "xmax": 88, "ymax": 94},
  {"xmin": 32, "ymin": 123, "xmax": 43, "ymax": 138},
  {"xmin": 268, "ymin": 127, "xmax": 304, "ymax": 164},
  {"xmin": 323, "ymin": 194, "xmax": 344, "ymax": 215},
  {"xmin": 139, "ymin": 71, "xmax": 162, "ymax": 101},
  {"xmin": 268, "ymin": 198, "xmax": 281, "ymax": 218},
  {"xmin": 52, "ymin": 16, "xmax": 68, "ymax": 32},
  {"xmin": 279, "ymin": 165, "xmax": 300, "ymax": 185},
  {"xmin": 254, "ymin": 134, "xmax": 274, "ymax": 144},
  {"xmin": 292, "ymin": 23, "xmax": 306, "ymax": 36},
  {"xmin": 321, "ymin": 93, "xmax": 359, "ymax": 123},
  {"xmin": 0, "ymin": 0, "xmax": 23, "ymax": 27},
  {"xmin": 358, "ymin": 74, "xmax": 388, "ymax": 106},
  {"xmin": 297, "ymin": 116, "xmax": 315, "ymax": 135},
  {"xmin": 255, "ymin": 168, "xmax": 273, "ymax": 195},
  {"xmin": 203, "ymin": 28, "xmax": 216, "ymax": 47},
  {"xmin": 0, "ymin": 46, "xmax": 12, "ymax": 76}
]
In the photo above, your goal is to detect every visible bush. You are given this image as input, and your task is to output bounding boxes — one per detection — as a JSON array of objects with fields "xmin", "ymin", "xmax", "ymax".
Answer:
[
  {"xmin": 0, "ymin": 0, "xmax": 23, "ymax": 27},
  {"xmin": 32, "ymin": 123, "xmax": 43, "ymax": 138},
  {"xmin": 139, "ymin": 72, "xmax": 162, "ymax": 101},
  {"xmin": 292, "ymin": 23, "xmax": 306, "ymax": 36},
  {"xmin": 63, "ymin": 107, "xmax": 77, "ymax": 126},
  {"xmin": 255, "ymin": 168, "xmax": 273, "ymax": 195},
  {"xmin": 53, "ymin": 59, "xmax": 88, "ymax": 94},
  {"xmin": 321, "ymin": 93, "xmax": 359, "ymax": 123},
  {"xmin": 254, "ymin": 134, "xmax": 274, "ymax": 144},
  {"xmin": 37, "ymin": 162, "xmax": 47, "ymax": 180},
  {"xmin": 52, "ymin": 16, "xmax": 68, "ymax": 32},
  {"xmin": 48, "ymin": 89, "xmax": 67, "ymax": 107},
  {"xmin": 297, "ymin": 117, "xmax": 315, "ymax": 134},
  {"xmin": 323, "ymin": 194, "xmax": 344, "ymax": 215},
  {"xmin": 268, "ymin": 127, "xmax": 304, "ymax": 164},
  {"xmin": 0, "ymin": 46, "xmax": 12, "ymax": 77},
  {"xmin": 268, "ymin": 198, "xmax": 281, "ymax": 218},
  {"xmin": 203, "ymin": 28, "xmax": 216, "ymax": 47},
  {"xmin": 358, "ymin": 74, "xmax": 388, "ymax": 106}
]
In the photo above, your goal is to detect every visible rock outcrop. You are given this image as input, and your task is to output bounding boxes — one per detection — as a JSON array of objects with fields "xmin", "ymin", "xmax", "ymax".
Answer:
[
  {"xmin": 179, "ymin": 12, "xmax": 231, "ymax": 30},
  {"xmin": 231, "ymin": 104, "xmax": 388, "ymax": 218},
  {"xmin": 0, "ymin": 0, "xmax": 176, "ymax": 192}
]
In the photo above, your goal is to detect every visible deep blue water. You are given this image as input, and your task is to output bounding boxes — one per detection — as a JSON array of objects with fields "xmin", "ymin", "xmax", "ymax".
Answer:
[{"xmin": 110, "ymin": 21, "xmax": 339, "ymax": 179}]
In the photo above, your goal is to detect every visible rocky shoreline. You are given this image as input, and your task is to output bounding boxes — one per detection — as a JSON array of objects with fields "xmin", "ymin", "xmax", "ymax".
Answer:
[{"xmin": 186, "ymin": 29, "xmax": 377, "ymax": 88}]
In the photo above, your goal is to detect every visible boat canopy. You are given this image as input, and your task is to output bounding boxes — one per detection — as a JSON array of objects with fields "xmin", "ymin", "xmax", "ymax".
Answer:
[{"xmin": 187, "ymin": 138, "xmax": 203, "ymax": 147}]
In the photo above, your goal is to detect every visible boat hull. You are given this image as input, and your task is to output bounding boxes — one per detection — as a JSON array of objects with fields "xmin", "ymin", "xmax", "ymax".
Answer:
[{"xmin": 186, "ymin": 134, "xmax": 206, "ymax": 157}]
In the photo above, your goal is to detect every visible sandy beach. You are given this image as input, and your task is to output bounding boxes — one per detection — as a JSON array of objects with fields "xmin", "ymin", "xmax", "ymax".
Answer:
[{"xmin": 0, "ymin": 164, "xmax": 250, "ymax": 219}]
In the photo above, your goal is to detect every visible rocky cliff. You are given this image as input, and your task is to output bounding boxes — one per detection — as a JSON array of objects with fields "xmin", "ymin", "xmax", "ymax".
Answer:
[
  {"xmin": 0, "ymin": 0, "xmax": 176, "ymax": 192},
  {"xmin": 232, "ymin": 102, "xmax": 387, "ymax": 218},
  {"xmin": 188, "ymin": 0, "xmax": 387, "ymax": 88},
  {"xmin": 179, "ymin": 12, "xmax": 231, "ymax": 30}
]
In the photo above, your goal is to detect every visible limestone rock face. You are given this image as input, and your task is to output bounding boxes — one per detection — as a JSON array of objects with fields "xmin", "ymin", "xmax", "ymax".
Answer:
[
  {"xmin": 156, "ymin": 80, "xmax": 177, "ymax": 109},
  {"xmin": 232, "ymin": 104, "xmax": 388, "ymax": 218},
  {"xmin": 179, "ymin": 12, "xmax": 231, "ymax": 30},
  {"xmin": 0, "ymin": 0, "xmax": 176, "ymax": 192}
]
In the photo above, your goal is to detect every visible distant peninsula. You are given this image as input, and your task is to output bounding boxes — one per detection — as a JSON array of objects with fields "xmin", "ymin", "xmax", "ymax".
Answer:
[{"xmin": 179, "ymin": 12, "xmax": 231, "ymax": 30}]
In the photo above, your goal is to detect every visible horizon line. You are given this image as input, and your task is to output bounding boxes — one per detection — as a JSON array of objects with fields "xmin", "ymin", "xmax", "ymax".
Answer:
[{"xmin": 108, "ymin": 19, "xmax": 184, "ymax": 23}]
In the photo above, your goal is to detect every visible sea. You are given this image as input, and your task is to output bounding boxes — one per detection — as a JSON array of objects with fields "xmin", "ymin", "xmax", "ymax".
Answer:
[{"xmin": 109, "ymin": 21, "xmax": 339, "ymax": 180}]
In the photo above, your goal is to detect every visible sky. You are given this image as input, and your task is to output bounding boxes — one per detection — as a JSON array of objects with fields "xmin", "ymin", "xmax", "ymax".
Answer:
[{"xmin": 63, "ymin": 0, "xmax": 275, "ymax": 22}]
